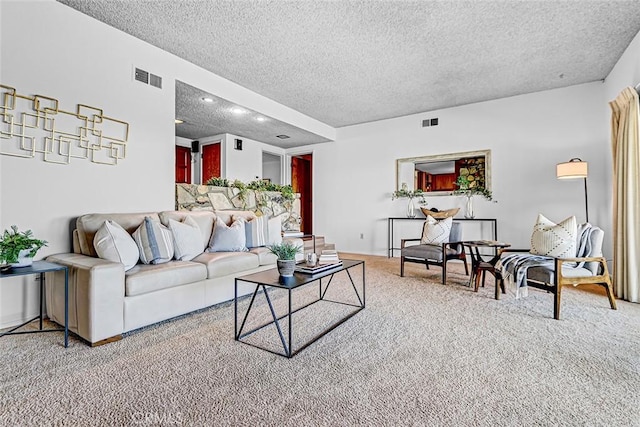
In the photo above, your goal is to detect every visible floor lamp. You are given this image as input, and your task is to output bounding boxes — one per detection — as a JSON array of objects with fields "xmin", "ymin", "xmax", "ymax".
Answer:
[{"xmin": 556, "ymin": 158, "xmax": 589, "ymax": 222}]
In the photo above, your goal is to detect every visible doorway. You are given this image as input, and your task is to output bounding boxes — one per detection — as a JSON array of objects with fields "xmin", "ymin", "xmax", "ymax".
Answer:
[
  {"xmin": 175, "ymin": 146, "xmax": 192, "ymax": 183},
  {"xmin": 262, "ymin": 151, "xmax": 283, "ymax": 184},
  {"xmin": 291, "ymin": 154, "xmax": 312, "ymax": 234},
  {"xmin": 201, "ymin": 142, "xmax": 221, "ymax": 183}
]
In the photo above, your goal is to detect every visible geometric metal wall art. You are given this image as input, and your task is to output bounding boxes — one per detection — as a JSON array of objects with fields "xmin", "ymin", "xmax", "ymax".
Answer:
[{"xmin": 0, "ymin": 84, "xmax": 130, "ymax": 165}]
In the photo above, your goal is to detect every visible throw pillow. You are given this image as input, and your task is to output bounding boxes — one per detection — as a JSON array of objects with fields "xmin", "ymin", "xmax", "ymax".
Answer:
[
  {"xmin": 132, "ymin": 216, "xmax": 175, "ymax": 264},
  {"xmin": 420, "ymin": 216, "xmax": 453, "ymax": 245},
  {"xmin": 244, "ymin": 215, "xmax": 269, "ymax": 248},
  {"xmin": 168, "ymin": 216, "xmax": 203, "ymax": 261},
  {"xmin": 208, "ymin": 217, "xmax": 247, "ymax": 252},
  {"xmin": 93, "ymin": 220, "xmax": 139, "ymax": 271},
  {"xmin": 267, "ymin": 216, "xmax": 283, "ymax": 246},
  {"xmin": 530, "ymin": 214, "xmax": 577, "ymax": 258}
]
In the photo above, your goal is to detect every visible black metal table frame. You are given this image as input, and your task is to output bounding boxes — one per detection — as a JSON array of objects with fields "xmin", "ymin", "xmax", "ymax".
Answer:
[
  {"xmin": 388, "ymin": 217, "xmax": 498, "ymax": 258},
  {"xmin": 0, "ymin": 261, "xmax": 69, "ymax": 347},
  {"xmin": 234, "ymin": 260, "xmax": 365, "ymax": 358}
]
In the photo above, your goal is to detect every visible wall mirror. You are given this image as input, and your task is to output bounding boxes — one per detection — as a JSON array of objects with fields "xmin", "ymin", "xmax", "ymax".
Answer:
[{"xmin": 396, "ymin": 149, "xmax": 491, "ymax": 195}]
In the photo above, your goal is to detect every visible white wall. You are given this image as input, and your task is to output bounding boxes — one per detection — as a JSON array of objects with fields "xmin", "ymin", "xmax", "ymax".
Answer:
[
  {"xmin": 223, "ymin": 134, "xmax": 285, "ymax": 183},
  {"xmin": 0, "ymin": 0, "xmax": 320, "ymax": 329},
  {"xmin": 309, "ymin": 82, "xmax": 610, "ymax": 256}
]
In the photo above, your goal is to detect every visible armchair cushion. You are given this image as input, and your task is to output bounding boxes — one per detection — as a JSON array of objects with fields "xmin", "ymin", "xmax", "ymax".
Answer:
[
  {"xmin": 421, "ymin": 216, "xmax": 453, "ymax": 245},
  {"xmin": 531, "ymin": 214, "xmax": 577, "ymax": 258},
  {"xmin": 402, "ymin": 243, "xmax": 458, "ymax": 262}
]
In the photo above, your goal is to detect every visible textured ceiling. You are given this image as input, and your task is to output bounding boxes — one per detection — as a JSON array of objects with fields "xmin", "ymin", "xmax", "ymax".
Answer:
[
  {"xmin": 175, "ymin": 81, "xmax": 330, "ymax": 147},
  {"xmin": 59, "ymin": 0, "xmax": 640, "ymax": 136}
]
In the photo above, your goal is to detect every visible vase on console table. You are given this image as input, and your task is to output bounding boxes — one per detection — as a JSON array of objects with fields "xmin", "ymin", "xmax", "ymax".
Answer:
[
  {"xmin": 406, "ymin": 198, "xmax": 417, "ymax": 218},
  {"xmin": 465, "ymin": 196, "xmax": 474, "ymax": 219}
]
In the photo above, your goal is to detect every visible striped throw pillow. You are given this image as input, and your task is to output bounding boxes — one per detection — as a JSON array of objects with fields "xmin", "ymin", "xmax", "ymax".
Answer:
[
  {"xmin": 530, "ymin": 214, "xmax": 577, "ymax": 258},
  {"xmin": 132, "ymin": 217, "xmax": 174, "ymax": 264},
  {"xmin": 245, "ymin": 216, "xmax": 269, "ymax": 248}
]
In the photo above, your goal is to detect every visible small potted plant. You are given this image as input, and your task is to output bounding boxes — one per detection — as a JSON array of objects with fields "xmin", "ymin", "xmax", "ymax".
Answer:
[
  {"xmin": 267, "ymin": 241, "xmax": 302, "ymax": 277},
  {"xmin": 0, "ymin": 225, "xmax": 48, "ymax": 267}
]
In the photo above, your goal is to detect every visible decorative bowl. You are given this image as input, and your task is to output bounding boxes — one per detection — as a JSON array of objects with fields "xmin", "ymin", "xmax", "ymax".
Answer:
[{"xmin": 420, "ymin": 207, "xmax": 460, "ymax": 219}]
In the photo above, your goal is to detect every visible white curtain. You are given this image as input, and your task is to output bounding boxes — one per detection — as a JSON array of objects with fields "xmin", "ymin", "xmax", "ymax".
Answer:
[{"xmin": 609, "ymin": 87, "xmax": 640, "ymax": 303}]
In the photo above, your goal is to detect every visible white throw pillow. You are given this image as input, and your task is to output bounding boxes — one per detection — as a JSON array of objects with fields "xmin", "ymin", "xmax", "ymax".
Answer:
[
  {"xmin": 267, "ymin": 216, "xmax": 283, "ymax": 246},
  {"xmin": 420, "ymin": 216, "xmax": 453, "ymax": 245},
  {"xmin": 208, "ymin": 217, "xmax": 248, "ymax": 252},
  {"xmin": 530, "ymin": 214, "xmax": 577, "ymax": 258},
  {"xmin": 168, "ymin": 216, "xmax": 203, "ymax": 261},
  {"xmin": 132, "ymin": 217, "xmax": 175, "ymax": 264},
  {"xmin": 93, "ymin": 220, "xmax": 139, "ymax": 271}
]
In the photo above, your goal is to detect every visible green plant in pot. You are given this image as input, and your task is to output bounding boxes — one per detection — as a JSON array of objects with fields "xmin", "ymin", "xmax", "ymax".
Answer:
[
  {"xmin": 267, "ymin": 241, "xmax": 302, "ymax": 277},
  {"xmin": 0, "ymin": 225, "xmax": 48, "ymax": 267}
]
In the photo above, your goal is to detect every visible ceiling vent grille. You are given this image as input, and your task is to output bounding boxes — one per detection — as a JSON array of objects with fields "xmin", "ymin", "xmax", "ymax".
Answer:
[
  {"xmin": 149, "ymin": 74, "xmax": 162, "ymax": 89},
  {"xmin": 276, "ymin": 135, "xmax": 290, "ymax": 139},
  {"xmin": 422, "ymin": 118, "xmax": 439, "ymax": 127},
  {"xmin": 134, "ymin": 68, "xmax": 149, "ymax": 84},
  {"xmin": 134, "ymin": 67, "xmax": 162, "ymax": 89}
]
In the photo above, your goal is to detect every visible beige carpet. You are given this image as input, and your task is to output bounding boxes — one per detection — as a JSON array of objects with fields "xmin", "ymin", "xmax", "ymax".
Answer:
[{"xmin": 1, "ymin": 254, "xmax": 638, "ymax": 426}]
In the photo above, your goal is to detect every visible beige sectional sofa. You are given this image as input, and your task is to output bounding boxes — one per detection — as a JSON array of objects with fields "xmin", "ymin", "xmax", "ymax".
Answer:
[{"xmin": 44, "ymin": 210, "xmax": 301, "ymax": 346}]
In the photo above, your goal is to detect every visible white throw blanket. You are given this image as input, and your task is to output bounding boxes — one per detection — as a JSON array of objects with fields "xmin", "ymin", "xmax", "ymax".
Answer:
[{"xmin": 496, "ymin": 223, "xmax": 594, "ymax": 298}]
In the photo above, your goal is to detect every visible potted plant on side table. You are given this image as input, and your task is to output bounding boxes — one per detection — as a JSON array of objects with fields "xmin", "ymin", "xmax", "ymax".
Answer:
[
  {"xmin": 0, "ymin": 225, "xmax": 48, "ymax": 269},
  {"xmin": 267, "ymin": 241, "xmax": 302, "ymax": 277}
]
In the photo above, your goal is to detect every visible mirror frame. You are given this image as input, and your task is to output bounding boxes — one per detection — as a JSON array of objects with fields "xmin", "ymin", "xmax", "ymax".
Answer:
[{"xmin": 396, "ymin": 149, "xmax": 491, "ymax": 195}]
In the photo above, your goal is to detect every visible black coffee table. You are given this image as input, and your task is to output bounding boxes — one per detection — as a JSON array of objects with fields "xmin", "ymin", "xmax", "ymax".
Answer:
[{"xmin": 234, "ymin": 259, "xmax": 365, "ymax": 358}]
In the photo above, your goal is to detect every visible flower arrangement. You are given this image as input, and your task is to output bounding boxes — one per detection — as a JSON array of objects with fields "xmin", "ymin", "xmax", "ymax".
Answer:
[
  {"xmin": 452, "ymin": 176, "xmax": 493, "ymax": 201},
  {"xmin": 391, "ymin": 183, "xmax": 427, "ymax": 204}
]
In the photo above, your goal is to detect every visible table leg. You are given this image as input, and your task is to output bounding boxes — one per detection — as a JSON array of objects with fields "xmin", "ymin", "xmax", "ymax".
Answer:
[{"xmin": 39, "ymin": 273, "xmax": 44, "ymax": 330}]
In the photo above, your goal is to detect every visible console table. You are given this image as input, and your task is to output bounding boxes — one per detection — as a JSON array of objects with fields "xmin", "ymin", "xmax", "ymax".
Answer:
[
  {"xmin": 388, "ymin": 217, "xmax": 498, "ymax": 258},
  {"xmin": 0, "ymin": 261, "xmax": 69, "ymax": 347}
]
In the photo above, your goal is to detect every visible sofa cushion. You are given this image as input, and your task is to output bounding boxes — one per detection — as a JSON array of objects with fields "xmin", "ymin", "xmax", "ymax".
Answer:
[
  {"xmin": 249, "ymin": 246, "xmax": 278, "ymax": 266},
  {"xmin": 76, "ymin": 212, "xmax": 160, "ymax": 257},
  {"xmin": 125, "ymin": 261, "xmax": 207, "ymax": 297},
  {"xmin": 168, "ymin": 217, "xmax": 203, "ymax": 261},
  {"xmin": 192, "ymin": 251, "xmax": 260, "ymax": 278},
  {"xmin": 208, "ymin": 217, "xmax": 247, "ymax": 252},
  {"xmin": 244, "ymin": 216, "xmax": 269, "ymax": 248},
  {"xmin": 159, "ymin": 210, "xmax": 215, "ymax": 250},
  {"xmin": 93, "ymin": 220, "xmax": 139, "ymax": 271},
  {"xmin": 132, "ymin": 217, "xmax": 174, "ymax": 264}
]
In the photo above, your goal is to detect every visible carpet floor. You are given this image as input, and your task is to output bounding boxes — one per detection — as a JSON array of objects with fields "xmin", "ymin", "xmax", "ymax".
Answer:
[{"xmin": 1, "ymin": 254, "xmax": 638, "ymax": 427}]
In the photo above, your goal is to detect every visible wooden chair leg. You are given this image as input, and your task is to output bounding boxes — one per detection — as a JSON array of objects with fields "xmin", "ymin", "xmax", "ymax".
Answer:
[
  {"xmin": 474, "ymin": 269, "xmax": 482, "ymax": 292},
  {"xmin": 495, "ymin": 276, "xmax": 503, "ymax": 300},
  {"xmin": 400, "ymin": 256, "xmax": 405, "ymax": 277},
  {"xmin": 602, "ymin": 280, "xmax": 618, "ymax": 310},
  {"xmin": 442, "ymin": 258, "xmax": 447, "ymax": 285},
  {"xmin": 554, "ymin": 284, "xmax": 562, "ymax": 320}
]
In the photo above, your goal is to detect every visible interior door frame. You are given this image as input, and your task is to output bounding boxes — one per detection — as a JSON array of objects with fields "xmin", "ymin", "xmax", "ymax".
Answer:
[
  {"xmin": 262, "ymin": 149, "xmax": 284, "ymax": 185},
  {"xmin": 286, "ymin": 149, "xmax": 314, "ymax": 234},
  {"xmin": 200, "ymin": 139, "xmax": 223, "ymax": 184}
]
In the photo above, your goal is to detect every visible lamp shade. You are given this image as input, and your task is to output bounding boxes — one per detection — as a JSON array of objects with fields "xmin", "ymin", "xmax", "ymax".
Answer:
[{"xmin": 556, "ymin": 159, "xmax": 588, "ymax": 179}]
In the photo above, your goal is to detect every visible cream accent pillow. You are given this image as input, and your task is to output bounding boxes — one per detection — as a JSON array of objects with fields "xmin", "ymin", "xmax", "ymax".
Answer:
[
  {"xmin": 530, "ymin": 214, "xmax": 577, "ymax": 258},
  {"xmin": 168, "ymin": 216, "xmax": 203, "ymax": 261},
  {"xmin": 208, "ymin": 217, "xmax": 248, "ymax": 252},
  {"xmin": 420, "ymin": 216, "xmax": 453, "ymax": 245},
  {"xmin": 132, "ymin": 217, "xmax": 175, "ymax": 264},
  {"xmin": 93, "ymin": 220, "xmax": 139, "ymax": 271},
  {"xmin": 267, "ymin": 216, "xmax": 283, "ymax": 246}
]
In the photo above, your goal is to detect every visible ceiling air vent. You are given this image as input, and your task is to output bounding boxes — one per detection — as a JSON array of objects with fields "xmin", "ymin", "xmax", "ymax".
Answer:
[
  {"xmin": 276, "ymin": 135, "xmax": 290, "ymax": 139},
  {"xmin": 421, "ymin": 118, "xmax": 439, "ymax": 127},
  {"xmin": 422, "ymin": 119, "xmax": 430, "ymax": 127},
  {"xmin": 134, "ymin": 67, "xmax": 149, "ymax": 84},
  {"xmin": 149, "ymin": 73, "xmax": 162, "ymax": 89}
]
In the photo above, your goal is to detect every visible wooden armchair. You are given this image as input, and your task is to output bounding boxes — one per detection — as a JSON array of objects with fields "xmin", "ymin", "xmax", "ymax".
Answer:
[
  {"xmin": 498, "ymin": 226, "xmax": 617, "ymax": 319},
  {"xmin": 400, "ymin": 221, "xmax": 468, "ymax": 284}
]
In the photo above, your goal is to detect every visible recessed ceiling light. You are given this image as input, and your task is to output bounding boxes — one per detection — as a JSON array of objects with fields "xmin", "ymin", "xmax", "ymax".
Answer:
[
  {"xmin": 276, "ymin": 135, "xmax": 290, "ymax": 139},
  {"xmin": 231, "ymin": 107, "xmax": 246, "ymax": 114},
  {"xmin": 256, "ymin": 117, "xmax": 266, "ymax": 122},
  {"xmin": 175, "ymin": 119, "xmax": 184, "ymax": 124},
  {"xmin": 201, "ymin": 97, "xmax": 214, "ymax": 103}
]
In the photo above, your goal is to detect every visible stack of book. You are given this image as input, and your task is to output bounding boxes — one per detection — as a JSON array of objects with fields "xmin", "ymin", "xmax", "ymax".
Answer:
[
  {"xmin": 282, "ymin": 230, "xmax": 304, "ymax": 237},
  {"xmin": 318, "ymin": 249, "xmax": 340, "ymax": 265},
  {"xmin": 295, "ymin": 261, "xmax": 342, "ymax": 275}
]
